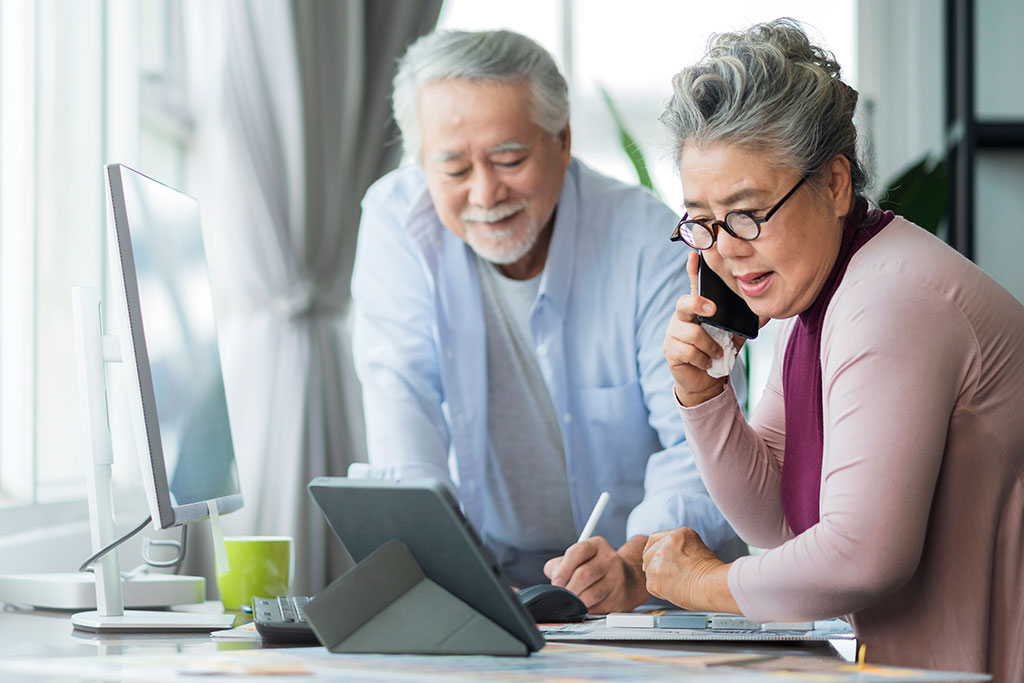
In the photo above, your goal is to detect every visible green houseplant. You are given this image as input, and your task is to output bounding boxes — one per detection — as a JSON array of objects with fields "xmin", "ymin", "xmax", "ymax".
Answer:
[
  {"xmin": 877, "ymin": 155, "xmax": 947, "ymax": 235},
  {"xmin": 598, "ymin": 84, "xmax": 657, "ymax": 194}
]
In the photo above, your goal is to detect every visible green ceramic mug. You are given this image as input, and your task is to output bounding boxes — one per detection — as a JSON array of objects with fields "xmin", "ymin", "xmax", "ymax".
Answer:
[{"xmin": 216, "ymin": 536, "xmax": 292, "ymax": 611}]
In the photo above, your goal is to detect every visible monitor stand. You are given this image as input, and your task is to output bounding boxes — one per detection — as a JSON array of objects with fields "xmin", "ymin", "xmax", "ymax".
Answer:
[
  {"xmin": 68, "ymin": 287, "xmax": 234, "ymax": 633},
  {"xmin": 71, "ymin": 607, "xmax": 234, "ymax": 633},
  {"xmin": 0, "ymin": 572, "xmax": 205, "ymax": 611}
]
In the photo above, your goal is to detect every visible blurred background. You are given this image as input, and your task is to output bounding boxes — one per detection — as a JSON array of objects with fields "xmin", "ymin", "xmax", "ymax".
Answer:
[{"xmin": 1, "ymin": 0, "xmax": 1021, "ymax": 596}]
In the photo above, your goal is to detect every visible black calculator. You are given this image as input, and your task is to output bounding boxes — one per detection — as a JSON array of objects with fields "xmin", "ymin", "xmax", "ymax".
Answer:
[{"xmin": 252, "ymin": 596, "xmax": 319, "ymax": 644}]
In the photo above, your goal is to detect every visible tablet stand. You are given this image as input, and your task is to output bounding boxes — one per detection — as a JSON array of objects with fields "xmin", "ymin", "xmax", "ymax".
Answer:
[{"xmin": 303, "ymin": 539, "xmax": 528, "ymax": 656}]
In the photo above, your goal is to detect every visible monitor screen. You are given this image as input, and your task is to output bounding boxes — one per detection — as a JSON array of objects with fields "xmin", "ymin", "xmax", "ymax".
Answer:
[{"xmin": 105, "ymin": 163, "xmax": 242, "ymax": 529}]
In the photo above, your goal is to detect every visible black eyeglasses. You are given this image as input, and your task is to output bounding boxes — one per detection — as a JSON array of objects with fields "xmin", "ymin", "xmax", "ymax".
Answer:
[{"xmin": 670, "ymin": 176, "xmax": 807, "ymax": 250}]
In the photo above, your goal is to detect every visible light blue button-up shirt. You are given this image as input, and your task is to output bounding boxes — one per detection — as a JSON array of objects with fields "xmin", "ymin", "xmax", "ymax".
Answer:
[{"xmin": 350, "ymin": 159, "xmax": 743, "ymax": 558}]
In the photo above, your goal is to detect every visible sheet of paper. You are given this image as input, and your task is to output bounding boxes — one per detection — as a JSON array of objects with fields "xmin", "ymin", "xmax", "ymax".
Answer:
[
  {"xmin": 540, "ymin": 616, "xmax": 856, "ymax": 642},
  {"xmin": 209, "ymin": 621, "xmax": 262, "ymax": 641}
]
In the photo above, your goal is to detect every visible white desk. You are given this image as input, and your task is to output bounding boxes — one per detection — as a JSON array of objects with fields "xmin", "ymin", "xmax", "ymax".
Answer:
[
  {"xmin": 0, "ymin": 603, "xmax": 254, "ymax": 661},
  {"xmin": 0, "ymin": 604, "xmax": 984, "ymax": 682}
]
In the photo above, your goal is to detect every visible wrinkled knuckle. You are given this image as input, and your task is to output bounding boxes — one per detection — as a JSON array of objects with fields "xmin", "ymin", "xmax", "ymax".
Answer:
[
  {"xmin": 644, "ymin": 558, "xmax": 659, "ymax": 577},
  {"xmin": 576, "ymin": 566, "xmax": 596, "ymax": 586},
  {"xmin": 686, "ymin": 348, "xmax": 708, "ymax": 368}
]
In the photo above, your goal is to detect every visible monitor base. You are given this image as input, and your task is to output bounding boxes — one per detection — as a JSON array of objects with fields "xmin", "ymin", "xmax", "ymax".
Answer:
[
  {"xmin": 71, "ymin": 609, "xmax": 236, "ymax": 633},
  {"xmin": 0, "ymin": 572, "xmax": 205, "ymax": 611}
]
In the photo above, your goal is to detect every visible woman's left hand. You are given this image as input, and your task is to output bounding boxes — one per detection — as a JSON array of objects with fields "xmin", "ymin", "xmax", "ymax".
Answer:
[{"xmin": 642, "ymin": 528, "xmax": 740, "ymax": 613}]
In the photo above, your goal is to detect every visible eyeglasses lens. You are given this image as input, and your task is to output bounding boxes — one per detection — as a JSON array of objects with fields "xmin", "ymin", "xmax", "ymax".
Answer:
[
  {"xmin": 680, "ymin": 221, "xmax": 714, "ymax": 249},
  {"xmin": 725, "ymin": 212, "xmax": 759, "ymax": 239}
]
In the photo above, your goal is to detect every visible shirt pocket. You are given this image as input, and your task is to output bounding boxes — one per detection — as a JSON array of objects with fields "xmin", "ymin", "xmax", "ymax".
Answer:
[{"xmin": 577, "ymin": 381, "xmax": 654, "ymax": 480}]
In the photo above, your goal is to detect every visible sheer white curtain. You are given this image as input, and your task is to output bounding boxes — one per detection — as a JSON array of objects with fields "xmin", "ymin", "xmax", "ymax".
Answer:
[{"xmin": 194, "ymin": 0, "xmax": 441, "ymax": 595}]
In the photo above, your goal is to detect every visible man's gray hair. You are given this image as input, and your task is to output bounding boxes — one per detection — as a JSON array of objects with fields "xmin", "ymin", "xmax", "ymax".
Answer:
[
  {"xmin": 661, "ymin": 18, "xmax": 868, "ymax": 197},
  {"xmin": 392, "ymin": 29, "xmax": 570, "ymax": 161}
]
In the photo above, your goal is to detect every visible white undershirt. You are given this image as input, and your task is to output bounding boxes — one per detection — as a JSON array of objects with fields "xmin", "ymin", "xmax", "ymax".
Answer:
[{"xmin": 475, "ymin": 256, "xmax": 577, "ymax": 586}]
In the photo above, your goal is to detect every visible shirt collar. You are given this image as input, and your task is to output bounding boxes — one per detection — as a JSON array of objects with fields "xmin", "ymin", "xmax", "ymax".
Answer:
[
  {"xmin": 535, "ymin": 159, "xmax": 579, "ymax": 318},
  {"xmin": 405, "ymin": 182, "xmax": 442, "ymax": 249}
]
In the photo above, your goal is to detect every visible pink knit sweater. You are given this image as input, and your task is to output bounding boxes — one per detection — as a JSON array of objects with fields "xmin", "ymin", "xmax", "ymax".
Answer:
[{"xmin": 678, "ymin": 216, "xmax": 1024, "ymax": 679}]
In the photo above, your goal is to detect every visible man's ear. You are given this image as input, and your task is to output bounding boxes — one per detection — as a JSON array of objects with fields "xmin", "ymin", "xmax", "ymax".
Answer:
[{"xmin": 559, "ymin": 125, "xmax": 572, "ymax": 165}]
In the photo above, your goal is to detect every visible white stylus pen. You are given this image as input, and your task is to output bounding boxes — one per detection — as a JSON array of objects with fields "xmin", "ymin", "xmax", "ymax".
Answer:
[{"xmin": 577, "ymin": 491, "xmax": 610, "ymax": 543}]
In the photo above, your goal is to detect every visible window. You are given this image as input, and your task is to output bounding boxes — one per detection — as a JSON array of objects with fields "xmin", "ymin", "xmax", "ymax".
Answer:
[
  {"xmin": 0, "ymin": 0, "xmax": 193, "ymax": 519},
  {"xmin": 439, "ymin": 0, "xmax": 856, "ymax": 215}
]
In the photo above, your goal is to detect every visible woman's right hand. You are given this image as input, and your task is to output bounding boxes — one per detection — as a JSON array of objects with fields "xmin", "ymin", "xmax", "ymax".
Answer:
[{"xmin": 663, "ymin": 251, "xmax": 733, "ymax": 407}]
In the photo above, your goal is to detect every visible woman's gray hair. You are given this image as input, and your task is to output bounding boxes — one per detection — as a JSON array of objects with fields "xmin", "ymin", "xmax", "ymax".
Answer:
[
  {"xmin": 392, "ymin": 29, "xmax": 569, "ymax": 161},
  {"xmin": 661, "ymin": 18, "xmax": 868, "ymax": 197}
]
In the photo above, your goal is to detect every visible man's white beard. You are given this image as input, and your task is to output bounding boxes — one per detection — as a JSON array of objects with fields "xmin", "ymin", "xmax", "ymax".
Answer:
[{"xmin": 461, "ymin": 202, "xmax": 543, "ymax": 265}]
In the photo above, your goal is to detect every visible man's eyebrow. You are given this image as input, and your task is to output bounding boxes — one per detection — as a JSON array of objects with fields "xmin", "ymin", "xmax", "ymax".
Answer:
[
  {"xmin": 432, "ymin": 141, "xmax": 528, "ymax": 164},
  {"xmin": 683, "ymin": 187, "xmax": 767, "ymax": 212},
  {"xmin": 489, "ymin": 141, "xmax": 528, "ymax": 154},
  {"xmin": 434, "ymin": 150, "xmax": 465, "ymax": 163}
]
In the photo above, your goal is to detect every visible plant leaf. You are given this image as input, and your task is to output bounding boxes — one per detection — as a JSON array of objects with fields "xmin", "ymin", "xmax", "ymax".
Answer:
[
  {"xmin": 878, "ymin": 155, "xmax": 947, "ymax": 235},
  {"xmin": 597, "ymin": 83, "xmax": 655, "ymax": 194}
]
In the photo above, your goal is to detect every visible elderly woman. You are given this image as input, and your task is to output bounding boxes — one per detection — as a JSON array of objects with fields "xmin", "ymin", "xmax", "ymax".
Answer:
[{"xmin": 648, "ymin": 18, "xmax": 1024, "ymax": 679}]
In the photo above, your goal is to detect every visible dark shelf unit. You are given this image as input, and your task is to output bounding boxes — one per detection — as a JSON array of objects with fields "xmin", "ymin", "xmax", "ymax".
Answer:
[{"xmin": 945, "ymin": 0, "xmax": 1024, "ymax": 260}]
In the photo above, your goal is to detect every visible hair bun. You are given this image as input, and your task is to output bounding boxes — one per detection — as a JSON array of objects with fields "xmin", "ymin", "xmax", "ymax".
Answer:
[
  {"xmin": 661, "ymin": 17, "xmax": 868, "ymax": 198},
  {"xmin": 709, "ymin": 17, "xmax": 842, "ymax": 80}
]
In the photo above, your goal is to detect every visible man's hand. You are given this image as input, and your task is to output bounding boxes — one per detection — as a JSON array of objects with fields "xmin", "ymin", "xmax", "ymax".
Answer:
[
  {"xmin": 642, "ymin": 527, "xmax": 739, "ymax": 613},
  {"xmin": 543, "ymin": 536, "xmax": 651, "ymax": 614}
]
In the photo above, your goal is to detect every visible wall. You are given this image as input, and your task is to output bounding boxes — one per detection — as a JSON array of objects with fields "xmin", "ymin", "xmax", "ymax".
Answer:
[
  {"xmin": 856, "ymin": 0, "xmax": 945, "ymax": 195},
  {"xmin": 974, "ymin": 1, "xmax": 1024, "ymax": 303}
]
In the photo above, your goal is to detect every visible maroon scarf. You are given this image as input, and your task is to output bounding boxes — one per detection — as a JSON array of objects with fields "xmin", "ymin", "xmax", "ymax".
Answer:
[{"xmin": 780, "ymin": 199, "xmax": 894, "ymax": 535}]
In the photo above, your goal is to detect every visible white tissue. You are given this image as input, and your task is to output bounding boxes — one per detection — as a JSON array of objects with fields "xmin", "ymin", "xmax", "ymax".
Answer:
[{"xmin": 701, "ymin": 323, "xmax": 737, "ymax": 379}]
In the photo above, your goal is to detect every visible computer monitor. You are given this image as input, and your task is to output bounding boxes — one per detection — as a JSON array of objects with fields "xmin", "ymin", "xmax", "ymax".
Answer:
[
  {"xmin": 68, "ymin": 164, "xmax": 242, "ymax": 632},
  {"xmin": 105, "ymin": 163, "xmax": 243, "ymax": 529}
]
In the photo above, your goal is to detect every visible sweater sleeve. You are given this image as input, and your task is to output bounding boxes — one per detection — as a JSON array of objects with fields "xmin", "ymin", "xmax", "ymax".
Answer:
[
  {"xmin": 725, "ymin": 271, "xmax": 972, "ymax": 622},
  {"xmin": 677, "ymin": 319, "xmax": 795, "ymax": 549}
]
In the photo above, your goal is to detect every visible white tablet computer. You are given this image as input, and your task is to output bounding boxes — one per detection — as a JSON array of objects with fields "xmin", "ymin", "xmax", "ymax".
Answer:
[{"xmin": 307, "ymin": 477, "xmax": 545, "ymax": 653}]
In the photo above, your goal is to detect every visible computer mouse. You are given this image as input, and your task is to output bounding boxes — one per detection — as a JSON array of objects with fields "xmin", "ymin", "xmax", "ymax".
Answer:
[{"xmin": 517, "ymin": 584, "xmax": 589, "ymax": 623}]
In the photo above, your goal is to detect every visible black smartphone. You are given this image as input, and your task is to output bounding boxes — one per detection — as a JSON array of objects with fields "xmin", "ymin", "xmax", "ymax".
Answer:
[{"xmin": 697, "ymin": 253, "xmax": 759, "ymax": 339}]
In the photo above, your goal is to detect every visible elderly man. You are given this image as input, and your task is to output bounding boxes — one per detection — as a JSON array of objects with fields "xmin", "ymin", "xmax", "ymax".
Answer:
[{"xmin": 350, "ymin": 29, "xmax": 744, "ymax": 614}]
